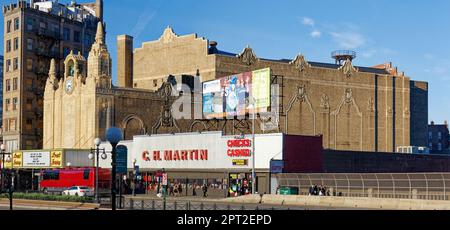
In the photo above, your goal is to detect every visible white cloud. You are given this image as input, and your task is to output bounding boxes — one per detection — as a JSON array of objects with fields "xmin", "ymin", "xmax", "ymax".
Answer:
[
  {"xmin": 302, "ymin": 17, "xmax": 315, "ymax": 27},
  {"xmin": 310, "ymin": 30, "xmax": 321, "ymax": 38},
  {"xmin": 330, "ymin": 32, "xmax": 366, "ymax": 49}
]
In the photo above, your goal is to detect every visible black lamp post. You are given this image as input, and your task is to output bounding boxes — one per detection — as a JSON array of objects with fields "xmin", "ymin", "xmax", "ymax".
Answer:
[
  {"xmin": 0, "ymin": 144, "xmax": 13, "ymax": 210},
  {"xmin": 106, "ymin": 127, "xmax": 123, "ymax": 211},
  {"xmin": 89, "ymin": 138, "xmax": 106, "ymax": 204}
]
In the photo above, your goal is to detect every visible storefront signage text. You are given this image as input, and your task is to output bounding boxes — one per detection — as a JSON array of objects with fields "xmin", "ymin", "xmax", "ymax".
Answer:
[
  {"xmin": 142, "ymin": 150, "xmax": 208, "ymax": 162},
  {"xmin": 227, "ymin": 139, "xmax": 252, "ymax": 157}
]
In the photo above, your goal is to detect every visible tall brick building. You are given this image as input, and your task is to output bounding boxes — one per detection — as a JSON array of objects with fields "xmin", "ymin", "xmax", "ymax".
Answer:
[
  {"xmin": 2, "ymin": 0, "xmax": 102, "ymax": 151},
  {"xmin": 114, "ymin": 27, "xmax": 428, "ymax": 152}
]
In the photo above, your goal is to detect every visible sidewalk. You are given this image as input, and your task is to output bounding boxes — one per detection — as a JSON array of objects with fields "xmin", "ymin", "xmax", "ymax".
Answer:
[{"xmin": 0, "ymin": 199, "xmax": 101, "ymax": 210}]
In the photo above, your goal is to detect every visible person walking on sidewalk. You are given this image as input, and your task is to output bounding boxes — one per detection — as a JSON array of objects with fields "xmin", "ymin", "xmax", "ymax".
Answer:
[{"xmin": 202, "ymin": 184, "xmax": 208, "ymax": 197}]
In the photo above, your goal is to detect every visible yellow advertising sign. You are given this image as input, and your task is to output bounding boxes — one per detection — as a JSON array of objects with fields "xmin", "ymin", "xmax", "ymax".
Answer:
[
  {"xmin": 11, "ymin": 151, "xmax": 23, "ymax": 168},
  {"xmin": 50, "ymin": 151, "xmax": 63, "ymax": 168}
]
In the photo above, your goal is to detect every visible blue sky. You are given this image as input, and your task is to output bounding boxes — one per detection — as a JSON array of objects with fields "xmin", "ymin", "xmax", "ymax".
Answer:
[{"xmin": 2, "ymin": 0, "xmax": 450, "ymax": 123}]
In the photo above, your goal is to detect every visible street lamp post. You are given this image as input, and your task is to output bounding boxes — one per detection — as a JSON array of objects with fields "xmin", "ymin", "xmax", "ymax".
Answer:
[
  {"xmin": 250, "ymin": 98, "xmax": 256, "ymax": 195},
  {"xmin": 106, "ymin": 127, "xmax": 123, "ymax": 211},
  {"xmin": 0, "ymin": 144, "xmax": 13, "ymax": 210},
  {"xmin": 89, "ymin": 138, "xmax": 105, "ymax": 204}
]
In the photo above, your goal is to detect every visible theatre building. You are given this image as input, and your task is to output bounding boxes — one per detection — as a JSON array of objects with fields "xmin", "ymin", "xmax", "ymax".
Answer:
[{"xmin": 98, "ymin": 132, "xmax": 322, "ymax": 195}]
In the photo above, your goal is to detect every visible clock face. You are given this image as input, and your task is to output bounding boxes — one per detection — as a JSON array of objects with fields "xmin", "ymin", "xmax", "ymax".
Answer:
[{"xmin": 65, "ymin": 77, "xmax": 74, "ymax": 94}]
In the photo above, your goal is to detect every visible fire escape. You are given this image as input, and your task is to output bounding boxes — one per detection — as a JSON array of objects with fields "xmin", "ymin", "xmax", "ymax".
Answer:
[{"xmin": 33, "ymin": 25, "xmax": 62, "ymax": 143}]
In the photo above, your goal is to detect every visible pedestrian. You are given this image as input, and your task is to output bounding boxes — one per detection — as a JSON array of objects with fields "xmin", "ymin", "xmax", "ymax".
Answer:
[
  {"xmin": 178, "ymin": 183, "xmax": 183, "ymax": 196},
  {"xmin": 169, "ymin": 184, "xmax": 175, "ymax": 196},
  {"xmin": 309, "ymin": 185, "xmax": 314, "ymax": 196},
  {"xmin": 193, "ymin": 184, "xmax": 197, "ymax": 196},
  {"xmin": 202, "ymin": 184, "xmax": 208, "ymax": 197}
]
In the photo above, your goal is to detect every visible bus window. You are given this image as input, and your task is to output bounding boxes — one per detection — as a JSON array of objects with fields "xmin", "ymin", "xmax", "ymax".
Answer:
[
  {"xmin": 43, "ymin": 171, "xmax": 60, "ymax": 180},
  {"xmin": 83, "ymin": 169, "xmax": 90, "ymax": 180}
]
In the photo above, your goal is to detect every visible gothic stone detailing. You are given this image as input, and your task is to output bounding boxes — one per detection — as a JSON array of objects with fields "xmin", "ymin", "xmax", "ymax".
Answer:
[
  {"xmin": 285, "ymin": 85, "xmax": 316, "ymax": 135},
  {"xmin": 237, "ymin": 46, "xmax": 258, "ymax": 66},
  {"xmin": 331, "ymin": 89, "xmax": 363, "ymax": 151},
  {"xmin": 290, "ymin": 54, "xmax": 311, "ymax": 72},
  {"xmin": 152, "ymin": 82, "xmax": 181, "ymax": 134},
  {"xmin": 339, "ymin": 59, "xmax": 358, "ymax": 78}
]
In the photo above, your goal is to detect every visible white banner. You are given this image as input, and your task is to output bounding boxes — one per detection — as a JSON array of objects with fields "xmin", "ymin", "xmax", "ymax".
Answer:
[{"xmin": 23, "ymin": 151, "xmax": 51, "ymax": 168}]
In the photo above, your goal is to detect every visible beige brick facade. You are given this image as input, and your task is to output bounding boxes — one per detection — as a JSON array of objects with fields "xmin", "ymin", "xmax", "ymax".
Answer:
[{"xmin": 44, "ymin": 26, "xmax": 428, "ymax": 152}]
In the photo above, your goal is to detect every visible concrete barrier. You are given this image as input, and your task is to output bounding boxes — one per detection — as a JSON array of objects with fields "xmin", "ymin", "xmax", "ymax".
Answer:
[{"xmin": 225, "ymin": 195, "xmax": 450, "ymax": 210}]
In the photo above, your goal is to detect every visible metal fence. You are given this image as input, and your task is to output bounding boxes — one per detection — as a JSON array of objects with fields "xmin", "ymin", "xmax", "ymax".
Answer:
[
  {"xmin": 276, "ymin": 173, "xmax": 450, "ymax": 201},
  {"xmin": 115, "ymin": 198, "xmax": 303, "ymax": 210}
]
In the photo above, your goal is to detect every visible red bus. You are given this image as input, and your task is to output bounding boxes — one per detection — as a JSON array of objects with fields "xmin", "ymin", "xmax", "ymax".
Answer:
[{"xmin": 39, "ymin": 167, "xmax": 111, "ymax": 194}]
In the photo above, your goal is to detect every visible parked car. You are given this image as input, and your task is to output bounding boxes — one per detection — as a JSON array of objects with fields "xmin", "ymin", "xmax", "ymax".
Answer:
[{"xmin": 63, "ymin": 186, "xmax": 94, "ymax": 197}]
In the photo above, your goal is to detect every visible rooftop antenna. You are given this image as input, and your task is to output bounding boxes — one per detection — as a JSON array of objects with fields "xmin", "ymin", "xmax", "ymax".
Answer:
[{"xmin": 331, "ymin": 50, "xmax": 357, "ymax": 65}]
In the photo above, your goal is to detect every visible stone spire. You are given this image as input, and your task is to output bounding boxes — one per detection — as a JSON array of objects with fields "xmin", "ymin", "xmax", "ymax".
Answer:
[
  {"xmin": 49, "ymin": 58, "xmax": 56, "ymax": 78},
  {"xmin": 95, "ymin": 21, "xmax": 104, "ymax": 44}
]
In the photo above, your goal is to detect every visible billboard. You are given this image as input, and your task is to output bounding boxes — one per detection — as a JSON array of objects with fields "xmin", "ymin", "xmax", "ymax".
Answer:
[{"xmin": 203, "ymin": 68, "xmax": 271, "ymax": 118}]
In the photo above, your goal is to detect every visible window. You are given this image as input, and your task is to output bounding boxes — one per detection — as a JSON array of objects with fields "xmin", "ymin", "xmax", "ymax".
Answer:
[
  {"xmin": 6, "ymin": 20, "xmax": 11, "ymax": 33},
  {"xmin": 13, "ymin": 58, "xmax": 19, "ymax": 70},
  {"xmin": 26, "ymin": 59, "xmax": 33, "ymax": 71},
  {"xmin": 9, "ymin": 119, "xmax": 16, "ymax": 131},
  {"xmin": 3, "ymin": 119, "xmax": 8, "ymax": 132},
  {"xmin": 26, "ymin": 18, "xmax": 34, "ymax": 31},
  {"xmin": 13, "ymin": 78, "xmax": 18, "ymax": 91},
  {"xmin": 74, "ymin": 31, "xmax": 81, "ymax": 43},
  {"xmin": 13, "ymin": 98, "xmax": 18, "ymax": 110},
  {"xmin": 6, "ymin": 79, "xmax": 11, "ymax": 92},
  {"xmin": 27, "ymin": 38, "xmax": 33, "ymax": 51},
  {"xmin": 63, "ymin": 47, "xmax": 70, "ymax": 58},
  {"xmin": 83, "ymin": 169, "xmax": 90, "ymax": 180},
  {"xmin": 84, "ymin": 33, "xmax": 92, "ymax": 46},
  {"xmin": 39, "ymin": 21, "xmax": 47, "ymax": 29},
  {"xmin": 63, "ymin": 27, "xmax": 71, "ymax": 41},
  {"xmin": 6, "ymin": 60, "xmax": 11, "ymax": 72},
  {"xmin": 14, "ymin": 18, "xmax": 19, "ymax": 31},
  {"xmin": 26, "ymin": 98, "xmax": 33, "ymax": 111},
  {"xmin": 429, "ymin": 142, "xmax": 433, "ymax": 149},
  {"xmin": 43, "ymin": 171, "xmax": 60, "ymax": 180},
  {"xmin": 26, "ymin": 118, "xmax": 33, "ymax": 130},
  {"xmin": 6, "ymin": 40, "xmax": 11, "ymax": 52},
  {"xmin": 438, "ymin": 132, "xmax": 442, "ymax": 140},
  {"xmin": 438, "ymin": 143, "xmax": 442, "ymax": 151},
  {"xmin": 5, "ymin": 99, "xmax": 10, "ymax": 112},
  {"xmin": 13, "ymin": 37, "xmax": 19, "ymax": 51}
]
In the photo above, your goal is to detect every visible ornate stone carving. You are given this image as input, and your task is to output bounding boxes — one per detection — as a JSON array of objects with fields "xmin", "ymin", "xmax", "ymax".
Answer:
[
  {"xmin": 290, "ymin": 54, "xmax": 310, "ymax": 72},
  {"xmin": 237, "ymin": 46, "xmax": 258, "ymax": 66},
  {"xmin": 160, "ymin": 26, "xmax": 178, "ymax": 44},
  {"xmin": 297, "ymin": 85, "xmax": 307, "ymax": 102},
  {"xmin": 152, "ymin": 81, "xmax": 181, "ymax": 134},
  {"xmin": 345, "ymin": 89, "xmax": 353, "ymax": 104},
  {"xmin": 367, "ymin": 98, "xmax": 375, "ymax": 112},
  {"xmin": 339, "ymin": 59, "xmax": 358, "ymax": 78},
  {"xmin": 320, "ymin": 94, "xmax": 330, "ymax": 109}
]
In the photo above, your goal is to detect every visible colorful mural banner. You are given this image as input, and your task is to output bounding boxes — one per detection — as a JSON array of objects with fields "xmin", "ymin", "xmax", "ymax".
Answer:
[{"xmin": 202, "ymin": 68, "xmax": 271, "ymax": 118}]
